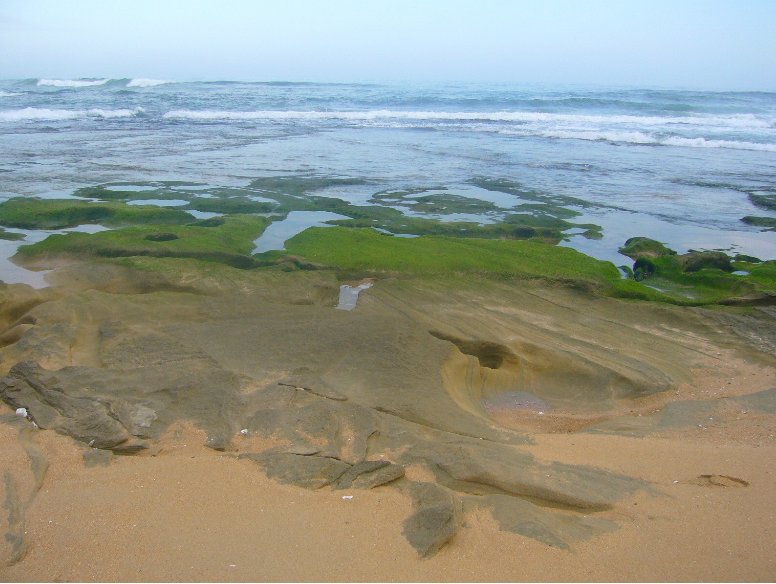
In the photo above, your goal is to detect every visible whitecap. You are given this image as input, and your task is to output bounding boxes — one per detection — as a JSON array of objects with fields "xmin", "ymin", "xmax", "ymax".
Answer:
[
  {"xmin": 0, "ymin": 91, "xmax": 22, "ymax": 97},
  {"xmin": 537, "ymin": 129, "xmax": 655, "ymax": 144},
  {"xmin": 87, "ymin": 107, "xmax": 144, "ymax": 118},
  {"xmin": 127, "ymin": 78, "xmax": 172, "ymax": 88},
  {"xmin": 37, "ymin": 78, "xmax": 109, "ymax": 88},
  {"xmin": 0, "ymin": 107, "xmax": 144, "ymax": 122},
  {"xmin": 661, "ymin": 136, "xmax": 776, "ymax": 152},
  {"xmin": 0, "ymin": 108, "xmax": 80, "ymax": 121},
  {"xmin": 160, "ymin": 109, "xmax": 773, "ymax": 132}
]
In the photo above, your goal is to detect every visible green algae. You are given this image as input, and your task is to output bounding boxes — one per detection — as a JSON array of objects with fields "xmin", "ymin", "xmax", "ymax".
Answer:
[
  {"xmin": 742, "ymin": 216, "xmax": 776, "ymax": 231},
  {"xmin": 619, "ymin": 245, "xmax": 776, "ymax": 305},
  {"xmin": 748, "ymin": 192, "xmax": 776, "ymax": 212},
  {"xmin": 185, "ymin": 197, "xmax": 276, "ymax": 215},
  {"xmin": 73, "ymin": 183, "xmax": 196, "ymax": 201},
  {"xmin": 16, "ymin": 215, "xmax": 269, "ymax": 269},
  {"xmin": 469, "ymin": 177, "xmax": 598, "ymax": 210},
  {"xmin": 9, "ymin": 180, "xmax": 773, "ymax": 308},
  {"xmin": 0, "ymin": 228, "xmax": 24, "ymax": 241},
  {"xmin": 370, "ymin": 188, "xmax": 499, "ymax": 215},
  {"xmin": 329, "ymin": 216, "xmax": 568, "ymax": 242},
  {"xmin": 619, "ymin": 237, "xmax": 677, "ymax": 259},
  {"xmin": 284, "ymin": 226, "xmax": 623, "ymax": 287},
  {"xmin": 0, "ymin": 198, "xmax": 192, "ymax": 230},
  {"xmin": 279, "ymin": 227, "xmax": 775, "ymax": 306},
  {"xmin": 403, "ymin": 194, "xmax": 499, "ymax": 215}
]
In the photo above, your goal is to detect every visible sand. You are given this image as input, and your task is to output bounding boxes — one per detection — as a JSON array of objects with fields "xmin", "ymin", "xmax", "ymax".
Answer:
[{"xmin": 0, "ymin": 260, "xmax": 774, "ymax": 582}]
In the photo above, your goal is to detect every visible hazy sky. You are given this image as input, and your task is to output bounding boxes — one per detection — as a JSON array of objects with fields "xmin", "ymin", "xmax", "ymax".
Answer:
[{"xmin": 1, "ymin": 0, "xmax": 775, "ymax": 89}]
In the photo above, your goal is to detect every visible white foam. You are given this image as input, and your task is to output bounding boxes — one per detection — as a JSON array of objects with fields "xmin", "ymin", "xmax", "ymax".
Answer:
[
  {"xmin": 0, "ymin": 108, "xmax": 81, "ymax": 121},
  {"xmin": 87, "ymin": 107, "xmax": 144, "ymax": 118},
  {"xmin": 0, "ymin": 107, "xmax": 144, "ymax": 122},
  {"xmin": 37, "ymin": 78, "xmax": 109, "ymax": 87},
  {"xmin": 0, "ymin": 91, "xmax": 21, "ymax": 97},
  {"xmin": 127, "ymin": 78, "xmax": 171, "ymax": 88},
  {"xmin": 536, "ymin": 129, "xmax": 655, "ymax": 144},
  {"xmin": 661, "ymin": 136, "xmax": 776, "ymax": 152},
  {"xmin": 161, "ymin": 109, "xmax": 773, "ymax": 130}
]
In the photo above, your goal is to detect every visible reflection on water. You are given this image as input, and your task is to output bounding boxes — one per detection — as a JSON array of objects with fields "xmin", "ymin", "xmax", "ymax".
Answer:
[
  {"xmin": 126, "ymin": 198, "xmax": 188, "ymax": 206},
  {"xmin": 559, "ymin": 207, "xmax": 776, "ymax": 267},
  {"xmin": 481, "ymin": 391, "xmax": 549, "ymax": 414},
  {"xmin": 252, "ymin": 211, "xmax": 348, "ymax": 253},
  {"xmin": 0, "ymin": 224, "xmax": 110, "ymax": 288},
  {"xmin": 336, "ymin": 281, "xmax": 373, "ymax": 311}
]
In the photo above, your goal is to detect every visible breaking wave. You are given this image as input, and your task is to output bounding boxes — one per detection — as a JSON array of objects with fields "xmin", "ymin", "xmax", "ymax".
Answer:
[
  {"xmin": 0, "ymin": 107, "xmax": 145, "ymax": 121},
  {"xmin": 161, "ymin": 108, "xmax": 773, "ymax": 130},
  {"xmin": 127, "ymin": 78, "xmax": 172, "ymax": 88},
  {"xmin": 161, "ymin": 109, "xmax": 775, "ymax": 152},
  {"xmin": 37, "ymin": 78, "xmax": 110, "ymax": 88},
  {"xmin": 661, "ymin": 136, "xmax": 776, "ymax": 152}
]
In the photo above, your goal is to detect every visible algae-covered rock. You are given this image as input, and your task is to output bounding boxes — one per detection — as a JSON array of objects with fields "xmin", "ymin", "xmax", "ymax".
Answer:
[
  {"xmin": 633, "ymin": 257, "xmax": 657, "ymax": 281},
  {"xmin": 677, "ymin": 251, "xmax": 733, "ymax": 273},
  {"xmin": 742, "ymin": 216, "xmax": 776, "ymax": 231},
  {"xmin": 144, "ymin": 232, "xmax": 179, "ymax": 242},
  {"xmin": 0, "ymin": 198, "xmax": 192, "ymax": 230},
  {"xmin": 0, "ymin": 228, "xmax": 24, "ymax": 241},
  {"xmin": 748, "ymin": 192, "xmax": 776, "ymax": 212},
  {"xmin": 619, "ymin": 237, "xmax": 676, "ymax": 259}
]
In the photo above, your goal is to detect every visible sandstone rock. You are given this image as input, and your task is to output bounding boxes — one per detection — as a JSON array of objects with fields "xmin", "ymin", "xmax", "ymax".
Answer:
[
  {"xmin": 0, "ymin": 362, "xmax": 136, "ymax": 451},
  {"xmin": 335, "ymin": 460, "xmax": 405, "ymax": 489},
  {"xmin": 239, "ymin": 451, "xmax": 351, "ymax": 489},
  {"xmin": 401, "ymin": 482, "xmax": 461, "ymax": 557}
]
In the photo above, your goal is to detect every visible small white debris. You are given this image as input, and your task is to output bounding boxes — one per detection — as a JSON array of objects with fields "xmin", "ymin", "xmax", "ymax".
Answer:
[
  {"xmin": 88, "ymin": 439, "xmax": 96, "ymax": 447},
  {"xmin": 538, "ymin": 411, "xmax": 545, "ymax": 415},
  {"xmin": 15, "ymin": 407, "xmax": 27, "ymax": 418},
  {"xmin": 239, "ymin": 429, "xmax": 249, "ymax": 436},
  {"xmin": 342, "ymin": 495, "xmax": 354, "ymax": 500}
]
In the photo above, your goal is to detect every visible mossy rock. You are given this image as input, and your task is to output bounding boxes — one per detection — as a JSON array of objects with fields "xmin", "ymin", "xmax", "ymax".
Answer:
[
  {"xmin": 619, "ymin": 237, "xmax": 676, "ymax": 259},
  {"xmin": 0, "ymin": 228, "xmax": 24, "ymax": 241},
  {"xmin": 748, "ymin": 192, "xmax": 776, "ymax": 212},
  {"xmin": 188, "ymin": 217, "xmax": 226, "ymax": 228},
  {"xmin": 15, "ymin": 215, "xmax": 270, "ymax": 270},
  {"xmin": 144, "ymin": 232, "xmax": 179, "ymax": 242},
  {"xmin": 186, "ymin": 197, "xmax": 276, "ymax": 215},
  {"xmin": 249, "ymin": 176, "xmax": 369, "ymax": 197},
  {"xmin": 742, "ymin": 216, "xmax": 776, "ymax": 231},
  {"xmin": 734, "ymin": 254, "xmax": 762, "ymax": 264},
  {"xmin": 285, "ymin": 226, "xmax": 623, "ymax": 289},
  {"xmin": 677, "ymin": 251, "xmax": 733, "ymax": 273},
  {"xmin": 0, "ymin": 198, "xmax": 192, "ymax": 230},
  {"xmin": 633, "ymin": 257, "xmax": 656, "ymax": 281}
]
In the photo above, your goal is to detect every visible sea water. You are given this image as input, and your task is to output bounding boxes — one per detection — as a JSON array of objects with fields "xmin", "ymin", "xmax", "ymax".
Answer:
[{"xmin": 1, "ymin": 78, "xmax": 774, "ymax": 282}]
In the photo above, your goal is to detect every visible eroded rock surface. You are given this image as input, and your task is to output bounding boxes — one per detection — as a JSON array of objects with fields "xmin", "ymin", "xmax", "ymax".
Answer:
[{"xmin": 0, "ymin": 265, "xmax": 773, "ymax": 556}]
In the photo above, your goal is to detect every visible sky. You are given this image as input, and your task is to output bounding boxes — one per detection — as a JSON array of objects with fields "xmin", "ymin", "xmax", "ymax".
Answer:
[{"xmin": 1, "ymin": 0, "xmax": 775, "ymax": 90}]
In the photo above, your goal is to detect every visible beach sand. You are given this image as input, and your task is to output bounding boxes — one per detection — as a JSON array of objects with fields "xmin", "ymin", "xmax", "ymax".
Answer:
[{"xmin": 1, "ymin": 260, "xmax": 774, "ymax": 582}]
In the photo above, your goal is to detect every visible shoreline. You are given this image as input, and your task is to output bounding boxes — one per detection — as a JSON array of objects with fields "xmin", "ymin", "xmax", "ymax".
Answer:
[{"xmin": 1, "ymin": 253, "xmax": 775, "ymax": 580}]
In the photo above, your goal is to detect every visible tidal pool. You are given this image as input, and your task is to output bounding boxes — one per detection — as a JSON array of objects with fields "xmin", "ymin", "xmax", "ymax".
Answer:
[
  {"xmin": 336, "ymin": 281, "xmax": 373, "ymax": 311},
  {"xmin": 481, "ymin": 391, "xmax": 550, "ymax": 414},
  {"xmin": 252, "ymin": 211, "xmax": 348, "ymax": 253},
  {"xmin": 0, "ymin": 224, "xmax": 110, "ymax": 288}
]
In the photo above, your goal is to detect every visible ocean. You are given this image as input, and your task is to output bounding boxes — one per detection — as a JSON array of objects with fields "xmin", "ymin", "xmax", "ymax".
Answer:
[{"xmin": 1, "ymin": 77, "xmax": 775, "ymax": 284}]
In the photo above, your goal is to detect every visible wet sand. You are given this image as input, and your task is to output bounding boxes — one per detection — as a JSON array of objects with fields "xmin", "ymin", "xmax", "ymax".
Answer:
[{"xmin": 1, "ymin": 260, "xmax": 775, "ymax": 581}]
